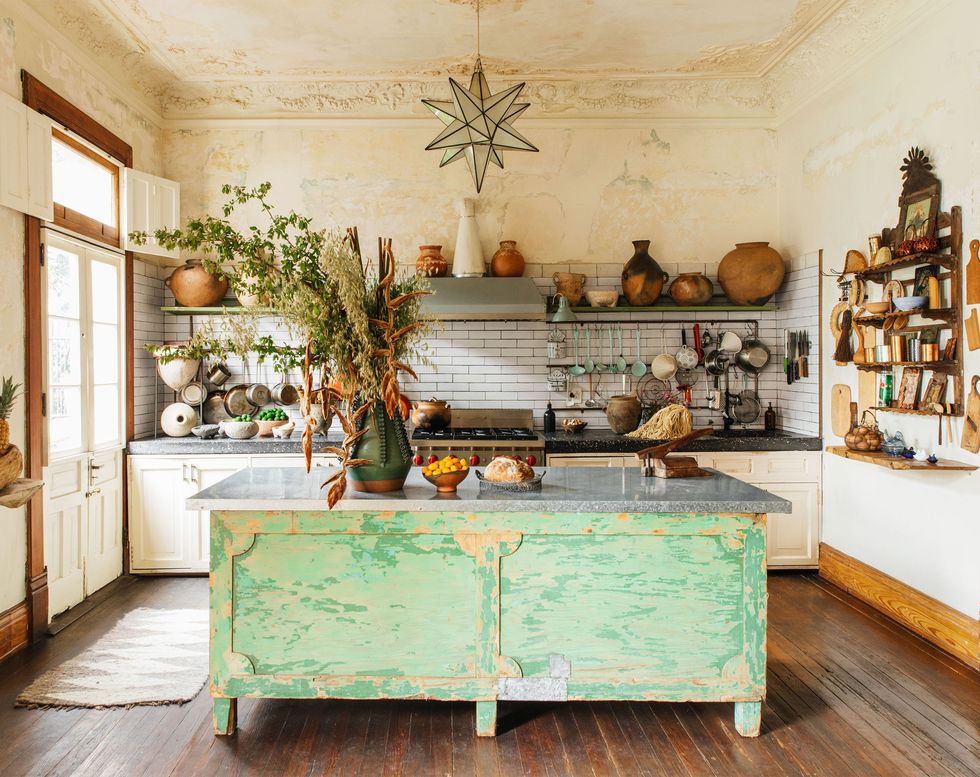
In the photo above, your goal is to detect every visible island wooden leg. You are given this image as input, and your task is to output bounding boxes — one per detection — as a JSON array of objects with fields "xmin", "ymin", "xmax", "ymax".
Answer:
[
  {"xmin": 734, "ymin": 701, "xmax": 762, "ymax": 737},
  {"xmin": 476, "ymin": 701, "xmax": 497, "ymax": 736},
  {"xmin": 213, "ymin": 697, "xmax": 237, "ymax": 735}
]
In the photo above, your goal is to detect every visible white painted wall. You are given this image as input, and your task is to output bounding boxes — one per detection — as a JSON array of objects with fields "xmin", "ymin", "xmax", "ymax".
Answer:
[
  {"xmin": 778, "ymin": 0, "xmax": 980, "ymax": 617},
  {"xmin": 0, "ymin": 4, "xmax": 162, "ymax": 612}
]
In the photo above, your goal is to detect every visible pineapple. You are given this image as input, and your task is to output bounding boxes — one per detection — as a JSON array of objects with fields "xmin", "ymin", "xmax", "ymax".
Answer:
[{"xmin": 0, "ymin": 377, "xmax": 21, "ymax": 452}]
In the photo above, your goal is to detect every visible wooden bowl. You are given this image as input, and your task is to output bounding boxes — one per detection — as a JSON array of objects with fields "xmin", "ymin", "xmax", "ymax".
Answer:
[
  {"xmin": 863, "ymin": 301, "xmax": 891, "ymax": 314},
  {"xmin": 422, "ymin": 468, "xmax": 470, "ymax": 493},
  {"xmin": 255, "ymin": 419, "xmax": 289, "ymax": 437},
  {"xmin": 562, "ymin": 418, "xmax": 588, "ymax": 434}
]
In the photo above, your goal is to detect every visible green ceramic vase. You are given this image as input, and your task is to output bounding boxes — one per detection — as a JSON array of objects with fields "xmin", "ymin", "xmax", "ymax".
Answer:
[{"xmin": 347, "ymin": 401, "xmax": 412, "ymax": 493}]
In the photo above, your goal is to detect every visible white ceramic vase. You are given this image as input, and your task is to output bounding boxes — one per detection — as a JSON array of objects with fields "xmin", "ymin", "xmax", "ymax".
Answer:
[
  {"xmin": 452, "ymin": 198, "xmax": 485, "ymax": 277},
  {"xmin": 160, "ymin": 402, "xmax": 198, "ymax": 437},
  {"xmin": 156, "ymin": 357, "xmax": 201, "ymax": 391}
]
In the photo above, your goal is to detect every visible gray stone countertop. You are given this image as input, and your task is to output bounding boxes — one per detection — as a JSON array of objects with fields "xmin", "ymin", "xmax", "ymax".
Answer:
[
  {"xmin": 186, "ymin": 465, "xmax": 792, "ymax": 514},
  {"xmin": 127, "ymin": 435, "xmax": 343, "ymax": 456},
  {"xmin": 543, "ymin": 428, "xmax": 822, "ymax": 454}
]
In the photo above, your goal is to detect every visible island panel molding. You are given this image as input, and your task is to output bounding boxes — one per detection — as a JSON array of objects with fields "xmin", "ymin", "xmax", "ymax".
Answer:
[
  {"xmin": 203, "ymin": 467, "xmax": 774, "ymax": 738},
  {"xmin": 0, "ymin": 601, "xmax": 29, "ymax": 662},
  {"xmin": 819, "ymin": 543, "xmax": 980, "ymax": 669}
]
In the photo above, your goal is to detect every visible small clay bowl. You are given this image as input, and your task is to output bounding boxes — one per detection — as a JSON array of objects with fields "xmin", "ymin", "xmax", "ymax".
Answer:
[
  {"xmin": 255, "ymin": 419, "xmax": 289, "ymax": 437},
  {"xmin": 423, "ymin": 468, "xmax": 470, "ymax": 493},
  {"xmin": 584, "ymin": 290, "xmax": 618, "ymax": 308},
  {"xmin": 863, "ymin": 301, "xmax": 891, "ymax": 314},
  {"xmin": 562, "ymin": 418, "xmax": 588, "ymax": 434},
  {"xmin": 220, "ymin": 420, "xmax": 258, "ymax": 440}
]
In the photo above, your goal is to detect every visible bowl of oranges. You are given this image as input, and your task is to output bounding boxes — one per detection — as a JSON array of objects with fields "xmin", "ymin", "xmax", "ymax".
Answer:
[{"xmin": 420, "ymin": 454, "xmax": 470, "ymax": 493}]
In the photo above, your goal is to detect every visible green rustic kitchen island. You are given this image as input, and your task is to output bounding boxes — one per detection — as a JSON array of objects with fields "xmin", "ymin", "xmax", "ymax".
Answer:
[{"xmin": 187, "ymin": 466, "xmax": 790, "ymax": 738}]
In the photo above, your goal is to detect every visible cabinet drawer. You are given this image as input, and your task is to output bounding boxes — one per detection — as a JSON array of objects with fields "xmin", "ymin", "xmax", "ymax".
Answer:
[{"xmin": 696, "ymin": 451, "xmax": 819, "ymax": 483}]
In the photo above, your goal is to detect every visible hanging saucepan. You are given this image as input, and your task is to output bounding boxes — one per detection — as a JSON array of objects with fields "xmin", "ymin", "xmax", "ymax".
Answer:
[
  {"xmin": 734, "ymin": 338, "xmax": 771, "ymax": 375},
  {"xmin": 245, "ymin": 382, "xmax": 270, "ymax": 407},
  {"xmin": 224, "ymin": 384, "xmax": 258, "ymax": 417},
  {"xmin": 650, "ymin": 330, "xmax": 678, "ymax": 381},
  {"xmin": 703, "ymin": 349, "xmax": 729, "ymax": 376},
  {"xmin": 202, "ymin": 392, "xmax": 231, "ymax": 425},
  {"xmin": 271, "ymin": 374, "xmax": 299, "ymax": 406},
  {"xmin": 206, "ymin": 362, "xmax": 231, "ymax": 387}
]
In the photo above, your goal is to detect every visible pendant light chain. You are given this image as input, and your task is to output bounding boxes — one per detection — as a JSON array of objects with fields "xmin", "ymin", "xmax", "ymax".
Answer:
[{"xmin": 475, "ymin": 0, "xmax": 481, "ymax": 66}]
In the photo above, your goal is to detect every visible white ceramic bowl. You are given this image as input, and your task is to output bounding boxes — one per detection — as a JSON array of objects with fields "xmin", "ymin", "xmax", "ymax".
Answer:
[
  {"xmin": 584, "ymin": 290, "xmax": 618, "ymax": 308},
  {"xmin": 220, "ymin": 420, "xmax": 258, "ymax": 439},
  {"xmin": 893, "ymin": 295, "xmax": 927, "ymax": 311}
]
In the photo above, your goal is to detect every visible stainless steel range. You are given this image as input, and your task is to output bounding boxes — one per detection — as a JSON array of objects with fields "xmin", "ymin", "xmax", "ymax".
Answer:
[{"xmin": 410, "ymin": 409, "xmax": 544, "ymax": 467}]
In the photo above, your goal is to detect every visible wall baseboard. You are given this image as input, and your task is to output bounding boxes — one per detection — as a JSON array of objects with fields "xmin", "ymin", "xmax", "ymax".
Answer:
[
  {"xmin": 0, "ymin": 601, "xmax": 29, "ymax": 663},
  {"xmin": 819, "ymin": 543, "xmax": 979, "ymax": 670}
]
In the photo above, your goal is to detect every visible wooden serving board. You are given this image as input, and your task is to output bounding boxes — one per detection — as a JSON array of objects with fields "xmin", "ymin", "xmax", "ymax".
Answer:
[
  {"xmin": 966, "ymin": 309, "xmax": 980, "ymax": 352},
  {"xmin": 961, "ymin": 376, "xmax": 980, "ymax": 454},
  {"xmin": 827, "ymin": 446, "xmax": 977, "ymax": 472},
  {"xmin": 831, "ymin": 384, "xmax": 851, "ymax": 437},
  {"xmin": 967, "ymin": 239, "xmax": 980, "ymax": 306}
]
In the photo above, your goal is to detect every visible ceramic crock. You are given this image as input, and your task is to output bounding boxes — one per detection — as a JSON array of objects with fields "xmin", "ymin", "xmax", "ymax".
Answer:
[
  {"xmin": 348, "ymin": 403, "xmax": 412, "ymax": 493},
  {"xmin": 621, "ymin": 240, "xmax": 669, "ymax": 306},
  {"xmin": 410, "ymin": 398, "xmax": 452, "ymax": 431},
  {"xmin": 717, "ymin": 242, "xmax": 785, "ymax": 306},
  {"xmin": 669, "ymin": 272, "xmax": 713, "ymax": 306},
  {"xmin": 165, "ymin": 259, "xmax": 229, "ymax": 308},
  {"xmin": 552, "ymin": 272, "xmax": 587, "ymax": 306},
  {"xmin": 491, "ymin": 240, "xmax": 525, "ymax": 277},
  {"xmin": 416, "ymin": 245, "xmax": 449, "ymax": 278}
]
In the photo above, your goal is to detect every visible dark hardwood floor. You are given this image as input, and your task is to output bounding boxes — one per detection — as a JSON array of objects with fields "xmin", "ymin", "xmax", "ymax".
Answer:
[{"xmin": 0, "ymin": 573, "xmax": 977, "ymax": 777}]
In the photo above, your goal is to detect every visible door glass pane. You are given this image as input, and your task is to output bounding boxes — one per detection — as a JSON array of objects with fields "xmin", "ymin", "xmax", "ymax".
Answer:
[
  {"xmin": 49, "ymin": 386, "xmax": 82, "ymax": 454},
  {"xmin": 92, "ymin": 323, "xmax": 118, "ymax": 384},
  {"xmin": 92, "ymin": 385, "xmax": 119, "ymax": 447},
  {"xmin": 48, "ymin": 318, "xmax": 81, "ymax": 385},
  {"xmin": 52, "ymin": 136, "xmax": 117, "ymax": 226},
  {"xmin": 46, "ymin": 248, "xmax": 80, "ymax": 318},
  {"xmin": 90, "ymin": 261, "xmax": 118, "ymax": 324}
]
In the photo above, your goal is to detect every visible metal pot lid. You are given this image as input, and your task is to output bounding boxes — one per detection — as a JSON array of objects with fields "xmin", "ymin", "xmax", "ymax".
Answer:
[
  {"xmin": 224, "ymin": 384, "xmax": 257, "ymax": 417},
  {"xmin": 202, "ymin": 393, "xmax": 231, "ymax": 425},
  {"xmin": 179, "ymin": 381, "xmax": 206, "ymax": 405}
]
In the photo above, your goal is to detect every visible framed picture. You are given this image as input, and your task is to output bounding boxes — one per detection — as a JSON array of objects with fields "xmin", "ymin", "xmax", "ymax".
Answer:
[
  {"xmin": 921, "ymin": 373, "xmax": 947, "ymax": 408},
  {"xmin": 913, "ymin": 265, "xmax": 938, "ymax": 298},
  {"xmin": 897, "ymin": 367, "xmax": 922, "ymax": 410},
  {"xmin": 897, "ymin": 187, "xmax": 940, "ymax": 243}
]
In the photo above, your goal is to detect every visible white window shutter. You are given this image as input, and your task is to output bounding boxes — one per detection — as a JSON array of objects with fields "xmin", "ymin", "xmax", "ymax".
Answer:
[
  {"xmin": 25, "ymin": 108, "xmax": 53, "ymax": 220},
  {"xmin": 0, "ymin": 91, "xmax": 29, "ymax": 214},
  {"xmin": 123, "ymin": 168, "xmax": 180, "ymax": 260}
]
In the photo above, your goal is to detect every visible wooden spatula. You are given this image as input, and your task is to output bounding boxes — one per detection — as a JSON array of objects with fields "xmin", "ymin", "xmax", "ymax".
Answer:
[
  {"xmin": 961, "ymin": 376, "xmax": 980, "ymax": 454},
  {"xmin": 831, "ymin": 384, "xmax": 852, "ymax": 437},
  {"xmin": 967, "ymin": 239, "xmax": 980, "ymax": 305}
]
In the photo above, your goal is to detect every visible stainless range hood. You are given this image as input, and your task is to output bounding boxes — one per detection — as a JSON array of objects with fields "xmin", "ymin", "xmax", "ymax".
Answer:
[{"xmin": 420, "ymin": 277, "xmax": 545, "ymax": 321}]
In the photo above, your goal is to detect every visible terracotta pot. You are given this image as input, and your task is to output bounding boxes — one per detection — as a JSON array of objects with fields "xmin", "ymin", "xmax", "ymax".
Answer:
[
  {"xmin": 669, "ymin": 272, "xmax": 713, "ymax": 306},
  {"xmin": 416, "ymin": 245, "xmax": 448, "ymax": 278},
  {"xmin": 348, "ymin": 403, "xmax": 412, "ymax": 493},
  {"xmin": 621, "ymin": 240, "xmax": 669, "ymax": 306},
  {"xmin": 491, "ymin": 240, "xmax": 525, "ymax": 277},
  {"xmin": 552, "ymin": 272, "xmax": 587, "ymax": 306},
  {"xmin": 605, "ymin": 394, "xmax": 642, "ymax": 435},
  {"xmin": 717, "ymin": 242, "xmax": 785, "ymax": 306},
  {"xmin": 165, "ymin": 259, "xmax": 229, "ymax": 308},
  {"xmin": 410, "ymin": 398, "xmax": 452, "ymax": 431}
]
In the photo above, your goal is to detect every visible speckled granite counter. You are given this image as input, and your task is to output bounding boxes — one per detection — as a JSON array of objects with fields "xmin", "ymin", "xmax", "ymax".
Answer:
[
  {"xmin": 543, "ymin": 429, "xmax": 822, "ymax": 454},
  {"xmin": 187, "ymin": 465, "xmax": 791, "ymax": 514},
  {"xmin": 127, "ymin": 435, "xmax": 343, "ymax": 455}
]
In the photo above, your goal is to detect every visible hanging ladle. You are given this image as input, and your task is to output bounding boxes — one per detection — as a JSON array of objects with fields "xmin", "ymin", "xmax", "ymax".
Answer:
[
  {"xmin": 631, "ymin": 329, "xmax": 647, "ymax": 377},
  {"xmin": 584, "ymin": 326, "xmax": 595, "ymax": 373},
  {"xmin": 569, "ymin": 327, "xmax": 585, "ymax": 377},
  {"xmin": 616, "ymin": 327, "xmax": 627, "ymax": 373}
]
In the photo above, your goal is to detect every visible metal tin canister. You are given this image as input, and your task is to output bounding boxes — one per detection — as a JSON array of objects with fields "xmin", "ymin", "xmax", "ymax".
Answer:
[
  {"xmin": 890, "ymin": 335, "xmax": 905, "ymax": 362},
  {"xmin": 879, "ymin": 373, "xmax": 893, "ymax": 406}
]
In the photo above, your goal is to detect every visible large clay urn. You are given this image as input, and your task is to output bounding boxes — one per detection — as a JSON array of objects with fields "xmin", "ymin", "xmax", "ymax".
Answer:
[
  {"xmin": 166, "ymin": 259, "xmax": 228, "ymax": 308},
  {"xmin": 669, "ymin": 272, "xmax": 714, "ymax": 306},
  {"xmin": 717, "ymin": 242, "xmax": 785, "ymax": 306},
  {"xmin": 490, "ymin": 240, "xmax": 525, "ymax": 277},
  {"xmin": 621, "ymin": 240, "xmax": 669, "ymax": 307},
  {"xmin": 605, "ymin": 394, "xmax": 642, "ymax": 435}
]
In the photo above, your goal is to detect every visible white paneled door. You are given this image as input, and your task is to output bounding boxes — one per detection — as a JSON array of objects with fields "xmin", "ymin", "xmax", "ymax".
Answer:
[{"xmin": 42, "ymin": 230, "xmax": 125, "ymax": 616}]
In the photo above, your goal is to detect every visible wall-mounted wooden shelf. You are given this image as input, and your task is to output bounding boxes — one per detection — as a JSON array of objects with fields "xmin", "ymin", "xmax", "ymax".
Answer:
[
  {"xmin": 854, "ymin": 307, "xmax": 954, "ymax": 327},
  {"xmin": 873, "ymin": 405, "xmax": 960, "ymax": 417},
  {"xmin": 854, "ymin": 251, "xmax": 954, "ymax": 280},
  {"xmin": 0, "ymin": 479, "xmax": 44, "ymax": 509},
  {"xmin": 855, "ymin": 360, "xmax": 956, "ymax": 372},
  {"xmin": 827, "ymin": 446, "xmax": 976, "ymax": 472},
  {"xmin": 162, "ymin": 305, "xmax": 276, "ymax": 316}
]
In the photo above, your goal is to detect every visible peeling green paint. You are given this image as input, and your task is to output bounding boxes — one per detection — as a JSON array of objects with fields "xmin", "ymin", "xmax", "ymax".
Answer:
[{"xmin": 209, "ymin": 508, "xmax": 766, "ymax": 737}]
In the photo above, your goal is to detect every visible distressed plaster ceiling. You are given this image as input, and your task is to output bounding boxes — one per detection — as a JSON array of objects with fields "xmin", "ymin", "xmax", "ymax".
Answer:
[{"xmin": 16, "ymin": 0, "xmax": 933, "ymax": 119}]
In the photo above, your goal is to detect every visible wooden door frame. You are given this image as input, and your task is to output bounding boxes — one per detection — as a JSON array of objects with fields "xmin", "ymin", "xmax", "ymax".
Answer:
[{"xmin": 21, "ymin": 71, "xmax": 134, "ymax": 639}]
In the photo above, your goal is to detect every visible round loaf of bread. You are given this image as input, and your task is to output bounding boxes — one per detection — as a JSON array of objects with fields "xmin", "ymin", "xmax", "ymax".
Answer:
[{"xmin": 483, "ymin": 456, "xmax": 535, "ymax": 482}]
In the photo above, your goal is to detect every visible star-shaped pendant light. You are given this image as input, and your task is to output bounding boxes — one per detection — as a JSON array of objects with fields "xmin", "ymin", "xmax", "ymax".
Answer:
[{"xmin": 421, "ymin": 1, "xmax": 538, "ymax": 193}]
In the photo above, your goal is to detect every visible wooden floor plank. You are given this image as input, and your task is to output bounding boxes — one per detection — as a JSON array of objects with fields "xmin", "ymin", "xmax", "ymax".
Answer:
[{"xmin": 0, "ymin": 574, "xmax": 977, "ymax": 777}]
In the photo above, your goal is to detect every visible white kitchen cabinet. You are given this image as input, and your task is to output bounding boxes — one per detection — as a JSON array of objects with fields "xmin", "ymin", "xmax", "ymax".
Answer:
[
  {"xmin": 122, "ymin": 168, "xmax": 181, "ymax": 260},
  {"xmin": 545, "ymin": 449, "xmax": 821, "ymax": 569}
]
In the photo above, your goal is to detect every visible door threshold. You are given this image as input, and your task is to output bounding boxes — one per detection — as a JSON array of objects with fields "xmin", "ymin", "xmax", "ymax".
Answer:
[{"xmin": 48, "ymin": 575, "xmax": 139, "ymax": 636}]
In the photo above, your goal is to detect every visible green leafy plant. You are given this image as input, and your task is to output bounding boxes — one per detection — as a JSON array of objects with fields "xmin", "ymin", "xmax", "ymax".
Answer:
[{"xmin": 131, "ymin": 184, "xmax": 431, "ymax": 507}]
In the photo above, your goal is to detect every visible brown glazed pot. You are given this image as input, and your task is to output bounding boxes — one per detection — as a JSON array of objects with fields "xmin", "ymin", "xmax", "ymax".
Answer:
[
  {"xmin": 490, "ymin": 240, "xmax": 525, "ymax": 277},
  {"xmin": 669, "ymin": 272, "xmax": 714, "ymax": 306},
  {"xmin": 166, "ymin": 259, "xmax": 229, "ymax": 308},
  {"xmin": 416, "ymin": 245, "xmax": 448, "ymax": 277},
  {"xmin": 621, "ymin": 240, "xmax": 669, "ymax": 306},
  {"xmin": 605, "ymin": 394, "xmax": 642, "ymax": 435},
  {"xmin": 717, "ymin": 242, "xmax": 785, "ymax": 306},
  {"xmin": 410, "ymin": 398, "xmax": 452, "ymax": 431}
]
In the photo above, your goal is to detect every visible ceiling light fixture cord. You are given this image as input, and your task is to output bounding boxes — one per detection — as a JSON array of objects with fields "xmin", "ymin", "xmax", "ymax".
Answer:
[{"xmin": 475, "ymin": 0, "xmax": 481, "ymax": 64}]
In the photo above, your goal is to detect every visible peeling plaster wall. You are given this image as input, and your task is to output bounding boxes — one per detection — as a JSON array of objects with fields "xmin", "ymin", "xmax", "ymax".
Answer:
[
  {"xmin": 778, "ymin": 0, "xmax": 980, "ymax": 617},
  {"xmin": 0, "ymin": 5, "xmax": 162, "ymax": 612},
  {"xmin": 164, "ymin": 123, "xmax": 778, "ymax": 273}
]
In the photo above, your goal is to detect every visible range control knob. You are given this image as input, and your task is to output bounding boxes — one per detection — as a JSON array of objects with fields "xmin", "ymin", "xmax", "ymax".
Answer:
[
  {"xmin": 525, "ymin": 455, "xmax": 537, "ymax": 467},
  {"xmin": 412, "ymin": 453, "xmax": 423, "ymax": 466},
  {"xmin": 469, "ymin": 454, "xmax": 480, "ymax": 466}
]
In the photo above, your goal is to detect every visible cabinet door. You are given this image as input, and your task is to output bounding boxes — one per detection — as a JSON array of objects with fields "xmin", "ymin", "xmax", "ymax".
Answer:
[
  {"xmin": 186, "ymin": 457, "xmax": 249, "ymax": 571},
  {"xmin": 85, "ymin": 449, "xmax": 123, "ymax": 595},
  {"xmin": 756, "ymin": 482, "xmax": 819, "ymax": 569},
  {"xmin": 128, "ymin": 458, "xmax": 189, "ymax": 572},
  {"xmin": 0, "ymin": 93, "xmax": 28, "ymax": 214},
  {"xmin": 122, "ymin": 169, "xmax": 180, "ymax": 259},
  {"xmin": 25, "ymin": 108, "xmax": 53, "ymax": 220}
]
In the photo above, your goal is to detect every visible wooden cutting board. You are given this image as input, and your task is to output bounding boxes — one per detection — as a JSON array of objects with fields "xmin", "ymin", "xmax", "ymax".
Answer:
[
  {"xmin": 858, "ymin": 370, "xmax": 877, "ymax": 417},
  {"xmin": 967, "ymin": 239, "xmax": 980, "ymax": 305},
  {"xmin": 966, "ymin": 309, "xmax": 980, "ymax": 352},
  {"xmin": 961, "ymin": 375, "xmax": 980, "ymax": 454},
  {"xmin": 831, "ymin": 384, "xmax": 852, "ymax": 437}
]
